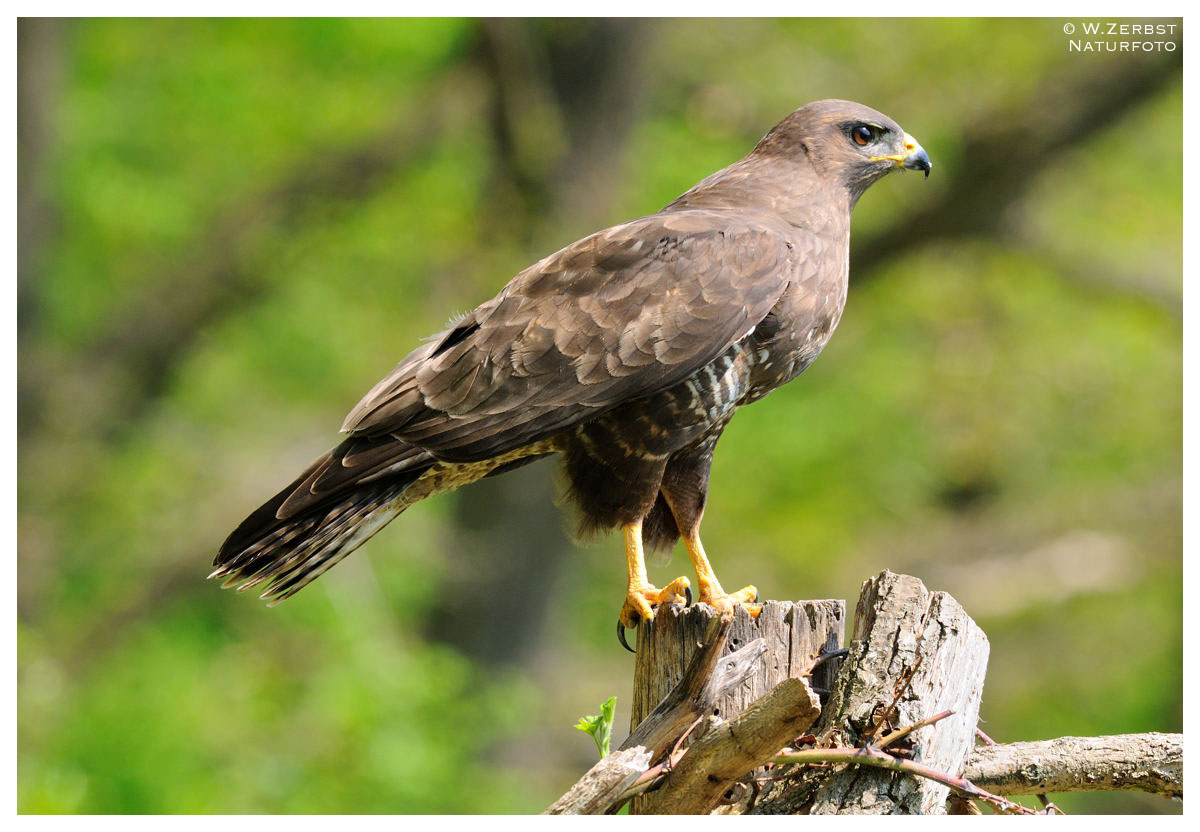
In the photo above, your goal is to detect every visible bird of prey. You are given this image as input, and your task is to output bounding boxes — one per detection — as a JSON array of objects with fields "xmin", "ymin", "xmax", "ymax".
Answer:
[{"xmin": 213, "ymin": 99, "xmax": 931, "ymax": 648}]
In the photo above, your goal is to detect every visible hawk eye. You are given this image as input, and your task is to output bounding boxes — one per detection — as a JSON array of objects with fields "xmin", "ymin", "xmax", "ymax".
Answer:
[{"xmin": 850, "ymin": 124, "xmax": 879, "ymax": 147}]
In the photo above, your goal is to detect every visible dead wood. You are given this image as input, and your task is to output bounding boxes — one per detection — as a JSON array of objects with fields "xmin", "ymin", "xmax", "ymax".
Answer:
[
  {"xmin": 750, "ymin": 572, "xmax": 990, "ymax": 814},
  {"xmin": 963, "ymin": 732, "xmax": 1183, "ymax": 799},
  {"xmin": 544, "ymin": 614, "xmax": 765, "ymax": 814},
  {"xmin": 542, "ymin": 746, "xmax": 652, "ymax": 815},
  {"xmin": 649, "ymin": 676, "xmax": 820, "ymax": 814},
  {"xmin": 629, "ymin": 600, "xmax": 844, "ymax": 813},
  {"xmin": 547, "ymin": 573, "xmax": 1182, "ymax": 814}
]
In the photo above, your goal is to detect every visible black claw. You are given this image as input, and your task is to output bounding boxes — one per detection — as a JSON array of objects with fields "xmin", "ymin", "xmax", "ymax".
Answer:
[
  {"xmin": 617, "ymin": 620, "xmax": 636, "ymax": 653},
  {"xmin": 811, "ymin": 647, "xmax": 850, "ymax": 670},
  {"xmin": 684, "ymin": 585, "xmax": 693, "ymax": 606}
]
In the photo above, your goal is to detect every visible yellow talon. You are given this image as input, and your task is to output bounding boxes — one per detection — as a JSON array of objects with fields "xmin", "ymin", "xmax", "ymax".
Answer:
[
  {"xmin": 619, "ymin": 519, "xmax": 690, "ymax": 630},
  {"xmin": 700, "ymin": 583, "xmax": 759, "ymax": 617},
  {"xmin": 618, "ymin": 575, "xmax": 691, "ymax": 629},
  {"xmin": 681, "ymin": 529, "xmax": 760, "ymax": 617},
  {"xmin": 617, "ymin": 517, "xmax": 759, "ymax": 652}
]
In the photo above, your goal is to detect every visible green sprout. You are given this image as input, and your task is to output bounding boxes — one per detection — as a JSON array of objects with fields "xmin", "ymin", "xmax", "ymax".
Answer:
[{"xmin": 574, "ymin": 695, "xmax": 617, "ymax": 759}]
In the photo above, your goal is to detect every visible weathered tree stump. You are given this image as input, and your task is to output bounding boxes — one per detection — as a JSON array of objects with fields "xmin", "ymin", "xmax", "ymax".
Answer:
[
  {"xmin": 630, "ymin": 572, "xmax": 989, "ymax": 814},
  {"xmin": 750, "ymin": 571, "xmax": 990, "ymax": 814},
  {"xmin": 549, "ymin": 570, "xmax": 1178, "ymax": 814},
  {"xmin": 546, "ymin": 614, "xmax": 774, "ymax": 815},
  {"xmin": 631, "ymin": 599, "xmax": 846, "ymax": 722},
  {"xmin": 629, "ymin": 599, "xmax": 845, "ymax": 813}
]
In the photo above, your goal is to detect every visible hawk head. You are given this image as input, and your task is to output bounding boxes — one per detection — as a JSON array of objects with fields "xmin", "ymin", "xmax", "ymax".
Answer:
[{"xmin": 756, "ymin": 99, "xmax": 931, "ymax": 202}]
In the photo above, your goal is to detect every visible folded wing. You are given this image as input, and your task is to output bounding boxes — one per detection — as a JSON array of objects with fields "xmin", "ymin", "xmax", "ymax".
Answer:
[{"xmin": 342, "ymin": 210, "xmax": 794, "ymax": 462}]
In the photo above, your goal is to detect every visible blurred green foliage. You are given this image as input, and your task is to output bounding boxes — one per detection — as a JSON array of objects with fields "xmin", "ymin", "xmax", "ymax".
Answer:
[{"xmin": 19, "ymin": 18, "xmax": 1180, "ymax": 814}]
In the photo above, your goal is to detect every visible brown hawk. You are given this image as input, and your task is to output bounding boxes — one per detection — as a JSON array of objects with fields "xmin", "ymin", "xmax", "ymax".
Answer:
[{"xmin": 213, "ymin": 99, "xmax": 931, "ymax": 648}]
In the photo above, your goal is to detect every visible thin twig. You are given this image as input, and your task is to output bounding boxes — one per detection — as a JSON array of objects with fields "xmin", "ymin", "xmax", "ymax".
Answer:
[
  {"xmin": 613, "ymin": 762, "xmax": 667, "ymax": 804},
  {"xmin": 612, "ymin": 716, "xmax": 707, "ymax": 810},
  {"xmin": 612, "ymin": 746, "xmax": 686, "ymax": 806},
  {"xmin": 864, "ymin": 654, "xmax": 924, "ymax": 742},
  {"xmin": 666, "ymin": 715, "xmax": 705, "ymax": 769},
  {"xmin": 774, "ymin": 746, "xmax": 1039, "ymax": 815},
  {"xmin": 875, "ymin": 709, "xmax": 955, "ymax": 750}
]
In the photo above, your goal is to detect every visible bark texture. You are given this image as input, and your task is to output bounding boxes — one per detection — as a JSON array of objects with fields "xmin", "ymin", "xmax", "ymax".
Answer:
[
  {"xmin": 549, "ymin": 574, "xmax": 1179, "ymax": 815},
  {"xmin": 629, "ymin": 599, "xmax": 845, "ymax": 813},
  {"xmin": 631, "ymin": 600, "xmax": 845, "ymax": 728},
  {"xmin": 650, "ymin": 676, "xmax": 820, "ymax": 815},
  {"xmin": 621, "ymin": 614, "xmax": 767, "ymax": 763},
  {"xmin": 963, "ymin": 733, "xmax": 1183, "ymax": 799},
  {"xmin": 752, "ymin": 571, "xmax": 990, "ymax": 814},
  {"xmin": 543, "ymin": 746, "xmax": 651, "ymax": 814}
]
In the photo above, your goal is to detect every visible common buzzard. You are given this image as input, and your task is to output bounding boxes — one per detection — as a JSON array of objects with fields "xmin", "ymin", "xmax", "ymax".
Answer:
[{"xmin": 213, "ymin": 99, "xmax": 931, "ymax": 648}]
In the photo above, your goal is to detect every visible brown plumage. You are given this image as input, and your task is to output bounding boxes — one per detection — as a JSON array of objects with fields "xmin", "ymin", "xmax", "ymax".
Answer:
[{"xmin": 214, "ymin": 99, "xmax": 931, "ymax": 628}]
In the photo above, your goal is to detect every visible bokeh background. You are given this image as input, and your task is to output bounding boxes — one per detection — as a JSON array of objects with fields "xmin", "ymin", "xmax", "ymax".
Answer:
[{"xmin": 18, "ymin": 18, "xmax": 1181, "ymax": 814}]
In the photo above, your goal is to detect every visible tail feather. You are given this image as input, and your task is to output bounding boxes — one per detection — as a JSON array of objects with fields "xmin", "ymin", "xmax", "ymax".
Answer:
[{"xmin": 214, "ymin": 437, "xmax": 434, "ymax": 604}]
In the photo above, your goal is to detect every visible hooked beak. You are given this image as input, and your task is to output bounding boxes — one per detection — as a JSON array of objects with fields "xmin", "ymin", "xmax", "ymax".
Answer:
[
  {"xmin": 870, "ymin": 132, "xmax": 932, "ymax": 179},
  {"xmin": 903, "ymin": 142, "xmax": 932, "ymax": 178}
]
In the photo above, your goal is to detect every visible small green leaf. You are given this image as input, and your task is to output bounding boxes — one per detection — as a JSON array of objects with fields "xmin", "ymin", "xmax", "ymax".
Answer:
[{"xmin": 574, "ymin": 695, "xmax": 617, "ymax": 759}]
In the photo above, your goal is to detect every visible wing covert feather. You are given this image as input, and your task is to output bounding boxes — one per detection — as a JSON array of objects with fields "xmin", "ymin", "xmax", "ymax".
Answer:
[{"xmin": 342, "ymin": 210, "xmax": 794, "ymax": 461}]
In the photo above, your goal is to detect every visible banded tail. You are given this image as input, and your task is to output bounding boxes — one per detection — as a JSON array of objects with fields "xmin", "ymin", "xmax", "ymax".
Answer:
[{"xmin": 212, "ymin": 435, "xmax": 434, "ymax": 604}]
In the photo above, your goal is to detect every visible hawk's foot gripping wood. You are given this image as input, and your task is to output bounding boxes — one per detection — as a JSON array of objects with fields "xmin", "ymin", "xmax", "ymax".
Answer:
[
  {"xmin": 683, "ymin": 532, "xmax": 761, "ymax": 619},
  {"xmin": 618, "ymin": 520, "xmax": 691, "ymax": 652},
  {"xmin": 702, "ymin": 585, "xmax": 762, "ymax": 619},
  {"xmin": 618, "ymin": 578, "xmax": 692, "ymax": 629}
]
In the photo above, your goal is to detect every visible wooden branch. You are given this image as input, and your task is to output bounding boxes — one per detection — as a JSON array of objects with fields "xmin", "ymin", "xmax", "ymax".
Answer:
[
  {"xmin": 621, "ymin": 615, "xmax": 767, "ymax": 763},
  {"xmin": 775, "ymin": 745, "xmax": 1039, "ymax": 815},
  {"xmin": 543, "ymin": 746, "xmax": 652, "ymax": 815},
  {"xmin": 650, "ymin": 676, "xmax": 821, "ymax": 814},
  {"xmin": 973, "ymin": 724, "xmax": 1060, "ymax": 811},
  {"xmin": 544, "ymin": 615, "xmax": 767, "ymax": 814},
  {"xmin": 751, "ymin": 571, "xmax": 990, "ymax": 814},
  {"xmin": 962, "ymin": 733, "xmax": 1183, "ymax": 799}
]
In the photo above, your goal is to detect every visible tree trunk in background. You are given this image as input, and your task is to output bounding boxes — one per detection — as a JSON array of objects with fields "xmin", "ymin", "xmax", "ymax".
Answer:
[
  {"xmin": 429, "ymin": 19, "xmax": 657, "ymax": 665},
  {"xmin": 431, "ymin": 458, "xmax": 565, "ymax": 667},
  {"xmin": 17, "ymin": 17, "xmax": 67, "ymax": 618},
  {"xmin": 17, "ymin": 18, "xmax": 65, "ymax": 343}
]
